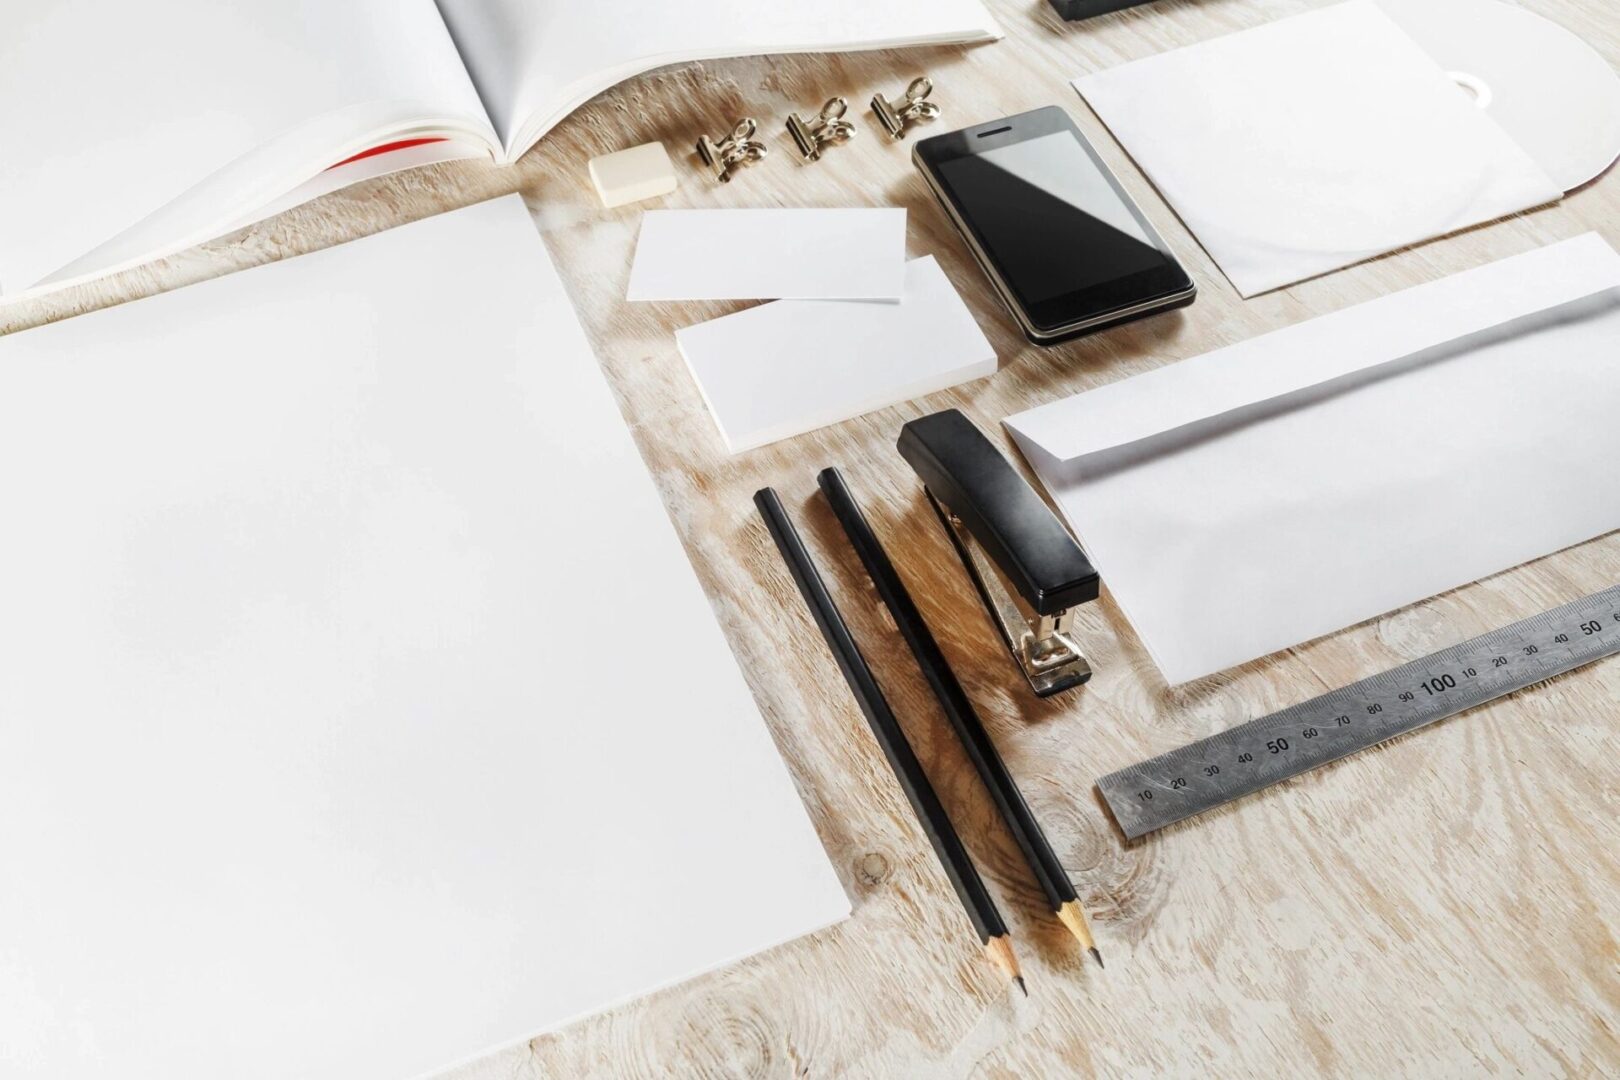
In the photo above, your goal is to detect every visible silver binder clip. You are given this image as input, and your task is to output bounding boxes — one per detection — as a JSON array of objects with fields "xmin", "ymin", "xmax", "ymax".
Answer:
[
  {"xmin": 871, "ymin": 77, "xmax": 940, "ymax": 140},
  {"xmin": 786, "ymin": 97, "xmax": 856, "ymax": 162},
  {"xmin": 696, "ymin": 117, "xmax": 768, "ymax": 183}
]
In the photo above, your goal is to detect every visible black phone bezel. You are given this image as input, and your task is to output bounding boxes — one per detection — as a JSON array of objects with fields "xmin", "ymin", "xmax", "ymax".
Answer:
[{"xmin": 912, "ymin": 106, "xmax": 1192, "ymax": 335}]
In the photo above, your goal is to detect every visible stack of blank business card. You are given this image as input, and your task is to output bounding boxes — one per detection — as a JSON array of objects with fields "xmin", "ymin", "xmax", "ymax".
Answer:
[{"xmin": 628, "ymin": 208, "xmax": 997, "ymax": 453}]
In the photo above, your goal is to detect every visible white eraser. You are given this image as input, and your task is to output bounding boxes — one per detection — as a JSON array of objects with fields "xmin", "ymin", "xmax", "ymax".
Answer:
[{"xmin": 588, "ymin": 142, "xmax": 678, "ymax": 208}]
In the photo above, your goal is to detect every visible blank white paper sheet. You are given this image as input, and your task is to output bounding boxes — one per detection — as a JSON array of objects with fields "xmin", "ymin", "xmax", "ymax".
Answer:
[
  {"xmin": 675, "ymin": 255, "xmax": 996, "ymax": 452},
  {"xmin": 0, "ymin": 195, "xmax": 848, "ymax": 1080},
  {"xmin": 627, "ymin": 208, "xmax": 907, "ymax": 300},
  {"xmin": 1006, "ymin": 234, "xmax": 1620, "ymax": 684},
  {"xmin": 1074, "ymin": 0, "xmax": 1561, "ymax": 297}
]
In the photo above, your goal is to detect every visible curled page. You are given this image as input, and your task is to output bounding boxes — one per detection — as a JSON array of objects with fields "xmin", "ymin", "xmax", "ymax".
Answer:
[
  {"xmin": 435, "ymin": 0, "xmax": 1002, "ymax": 156},
  {"xmin": 0, "ymin": 0, "xmax": 494, "ymax": 297}
]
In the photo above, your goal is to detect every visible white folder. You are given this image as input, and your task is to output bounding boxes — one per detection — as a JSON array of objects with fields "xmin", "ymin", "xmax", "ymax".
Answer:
[{"xmin": 1005, "ymin": 234, "xmax": 1620, "ymax": 685}]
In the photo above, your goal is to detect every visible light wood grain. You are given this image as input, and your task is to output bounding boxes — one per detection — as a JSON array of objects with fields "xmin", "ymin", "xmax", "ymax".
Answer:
[{"xmin": 6, "ymin": 1, "xmax": 1619, "ymax": 1076}]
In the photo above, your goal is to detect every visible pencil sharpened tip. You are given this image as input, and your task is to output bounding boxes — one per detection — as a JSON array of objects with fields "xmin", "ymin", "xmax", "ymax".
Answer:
[
  {"xmin": 1089, "ymin": 946, "xmax": 1104, "ymax": 969},
  {"xmin": 1015, "ymin": 975, "xmax": 1028, "ymax": 997}
]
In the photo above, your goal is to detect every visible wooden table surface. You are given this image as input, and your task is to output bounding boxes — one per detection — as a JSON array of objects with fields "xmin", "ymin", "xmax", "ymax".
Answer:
[{"xmin": 7, "ymin": 1, "xmax": 1619, "ymax": 1075}]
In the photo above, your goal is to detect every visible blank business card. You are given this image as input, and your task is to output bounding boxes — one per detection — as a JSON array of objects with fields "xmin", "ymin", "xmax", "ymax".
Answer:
[
  {"xmin": 675, "ymin": 255, "xmax": 996, "ymax": 453},
  {"xmin": 627, "ymin": 208, "xmax": 906, "ymax": 301}
]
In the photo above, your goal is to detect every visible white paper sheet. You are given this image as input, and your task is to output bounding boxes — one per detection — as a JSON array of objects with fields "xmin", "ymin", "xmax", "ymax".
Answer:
[
  {"xmin": 1005, "ymin": 234, "xmax": 1620, "ymax": 685},
  {"xmin": 628, "ymin": 208, "xmax": 906, "ymax": 301},
  {"xmin": 675, "ymin": 255, "xmax": 996, "ymax": 452},
  {"xmin": 0, "ymin": 195, "xmax": 848, "ymax": 1080},
  {"xmin": 1073, "ymin": 0, "xmax": 1562, "ymax": 297}
]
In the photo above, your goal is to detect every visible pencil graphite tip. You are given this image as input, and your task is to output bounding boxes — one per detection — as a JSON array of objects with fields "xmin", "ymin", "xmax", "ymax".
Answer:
[
  {"xmin": 1089, "ymin": 946, "xmax": 1104, "ymax": 969},
  {"xmin": 1015, "ymin": 975, "xmax": 1028, "ymax": 997}
]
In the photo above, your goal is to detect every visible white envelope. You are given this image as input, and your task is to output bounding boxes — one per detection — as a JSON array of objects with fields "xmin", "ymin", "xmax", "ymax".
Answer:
[
  {"xmin": 676, "ymin": 255, "xmax": 995, "ymax": 453},
  {"xmin": 1005, "ymin": 234, "xmax": 1620, "ymax": 685},
  {"xmin": 1074, "ymin": 0, "xmax": 1562, "ymax": 297},
  {"xmin": 627, "ymin": 207, "xmax": 906, "ymax": 300}
]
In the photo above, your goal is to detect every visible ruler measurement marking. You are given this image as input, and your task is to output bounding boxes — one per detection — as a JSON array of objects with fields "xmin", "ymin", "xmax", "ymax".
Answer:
[{"xmin": 1098, "ymin": 586, "xmax": 1620, "ymax": 839}]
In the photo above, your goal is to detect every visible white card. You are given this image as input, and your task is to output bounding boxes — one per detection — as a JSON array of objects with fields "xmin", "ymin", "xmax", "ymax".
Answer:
[
  {"xmin": 1074, "ymin": 0, "xmax": 1562, "ymax": 297},
  {"xmin": 628, "ymin": 207, "xmax": 906, "ymax": 300},
  {"xmin": 0, "ymin": 195, "xmax": 849, "ymax": 1080},
  {"xmin": 1005, "ymin": 234, "xmax": 1620, "ymax": 685},
  {"xmin": 675, "ymin": 255, "xmax": 996, "ymax": 453}
]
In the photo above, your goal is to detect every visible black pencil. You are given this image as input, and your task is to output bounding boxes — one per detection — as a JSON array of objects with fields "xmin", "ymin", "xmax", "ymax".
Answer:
[
  {"xmin": 753, "ymin": 487, "xmax": 1025, "ymax": 995},
  {"xmin": 817, "ymin": 467, "xmax": 1103, "ymax": 968}
]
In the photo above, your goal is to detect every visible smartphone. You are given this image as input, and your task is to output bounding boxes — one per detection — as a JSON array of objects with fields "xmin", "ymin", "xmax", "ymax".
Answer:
[{"xmin": 913, "ymin": 106, "xmax": 1194, "ymax": 344}]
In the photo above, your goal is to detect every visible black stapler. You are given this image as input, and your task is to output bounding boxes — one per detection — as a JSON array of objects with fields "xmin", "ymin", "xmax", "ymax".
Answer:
[{"xmin": 898, "ymin": 409, "xmax": 1098, "ymax": 698}]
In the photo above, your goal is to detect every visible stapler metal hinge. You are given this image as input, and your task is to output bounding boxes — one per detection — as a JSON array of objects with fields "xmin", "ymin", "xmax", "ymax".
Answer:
[
  {"xmin": 928, "ymin": 493, "xmax": 1092, "ymax": 696},
  {"xmin": 898, "ymin": 409, "xmax": 1099, "ymax": 698}
]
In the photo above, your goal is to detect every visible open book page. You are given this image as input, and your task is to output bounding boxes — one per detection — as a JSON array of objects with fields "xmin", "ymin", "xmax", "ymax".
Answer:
[
  {"xmin": 435, "ymin": 0, "xmax": 1001, "ymax": 159},
  {"xmin": 0, "ymin": 0, "xmax": 497, "ymax": 298}
]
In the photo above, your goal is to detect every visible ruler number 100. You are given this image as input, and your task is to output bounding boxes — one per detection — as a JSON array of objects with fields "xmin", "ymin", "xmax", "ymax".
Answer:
[{"xmin": 1421, "ymin": 674, "xmax": 1456, "ymax": 696}]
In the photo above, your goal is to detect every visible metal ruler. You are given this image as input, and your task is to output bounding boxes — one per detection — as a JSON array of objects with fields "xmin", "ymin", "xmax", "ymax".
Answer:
[{"xmin": 1097, "ymin": 585, "xmax": 1620, "ymax": 839}]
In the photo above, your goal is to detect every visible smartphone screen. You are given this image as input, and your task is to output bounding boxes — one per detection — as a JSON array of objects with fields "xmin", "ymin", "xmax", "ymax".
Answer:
[
  {"xmin": 915, "ymin": 107, "xmax": 1191, "ymax": 338},
  {"xmin": 934, "ymin": 131, "xmax": 1171, "ymax": 302}
]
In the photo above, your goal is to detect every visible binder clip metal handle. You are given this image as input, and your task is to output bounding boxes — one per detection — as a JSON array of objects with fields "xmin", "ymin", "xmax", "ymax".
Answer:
[
  {"xmin": 871, "ymin": 77, "xmax": 941, "ymax": 140},
  {"xmin": 786, "ymin": 97, "xmax": 856, "ymax": 162},
  {"xmin": 696, "ymin": 117, "xmax": 768, "ymax": 183},
  {"xmin": 898, "ymin": 409, "xmax": 1098, "ymax": 698}
]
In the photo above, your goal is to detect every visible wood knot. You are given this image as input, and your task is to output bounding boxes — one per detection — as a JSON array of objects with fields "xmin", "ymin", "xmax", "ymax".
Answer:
[
  {"xmin": 855, "ymin": 850, "xmax": 892, "ymax": 886},
  {"xmin": 1378, "ymin": 601, "xmax": 1453, "ymax": 656},
  {"xmin": 640, "ymin": 995, "xmax": 782, "ymax": 1076}
]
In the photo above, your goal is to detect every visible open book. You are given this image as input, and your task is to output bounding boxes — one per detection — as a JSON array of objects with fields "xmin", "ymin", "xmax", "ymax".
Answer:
[{"xmin": 0, "ymin": 0, "xmax": 999, "ymax": 301}]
